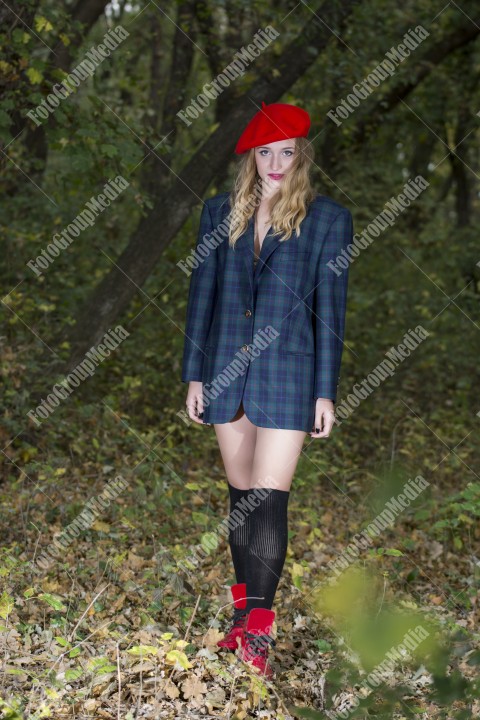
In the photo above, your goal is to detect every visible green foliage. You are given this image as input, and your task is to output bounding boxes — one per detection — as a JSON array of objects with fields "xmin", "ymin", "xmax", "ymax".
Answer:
[
  {"xmin": 429, "ymin": 482, "xmax": 480, "ymax": 549},
  {"xmin": 292, "ymin": 566, "xmax": 478, "ymax": 718}
]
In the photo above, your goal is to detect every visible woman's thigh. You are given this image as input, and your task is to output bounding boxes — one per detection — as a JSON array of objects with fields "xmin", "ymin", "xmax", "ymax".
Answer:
[
  {"xmin": 214, "ymin": 401, "xmax": 307, "ymax": 493},
  {"xmin": 213, "ymin": 401, "xmax": 258, "ymax": 490},
  {"xmin": 251, "ymin": 426, "xmax": 307, "ymax": 492}
]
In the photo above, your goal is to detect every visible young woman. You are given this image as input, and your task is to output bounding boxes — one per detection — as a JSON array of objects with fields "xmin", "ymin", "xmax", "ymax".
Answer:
[{"xmin": 181, "ymin": 101, "xmax": 353, "ymax": 679}]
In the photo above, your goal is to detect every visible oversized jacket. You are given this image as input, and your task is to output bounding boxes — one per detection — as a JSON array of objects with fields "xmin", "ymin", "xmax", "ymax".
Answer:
[{"xmin": 181, "ymin": 191, "xmax": 353, "ymax": 431}]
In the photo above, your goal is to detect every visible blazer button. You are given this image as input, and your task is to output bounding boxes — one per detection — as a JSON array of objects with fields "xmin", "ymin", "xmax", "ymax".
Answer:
[
  {"xmin": 241, "ymin": 344, "xmax": 249, "ymax": 352},
  {"xmin": 245, "ymin": 309, "xmax": 252, "ymax": 317}
]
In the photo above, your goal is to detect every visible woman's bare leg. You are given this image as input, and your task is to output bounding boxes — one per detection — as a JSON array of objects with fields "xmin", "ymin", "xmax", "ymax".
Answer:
[
  {"xmin": 245, "ymin": 425, "xmax": 307, "ymax": 611},
  {"xmin": 213, "ymin": 401, "xmax": 258, "ymax": 586},
  {"xmin": 214, "ymin": 402, "xmax": 308, "ymax": 491},
  {"xmin": 213, "ymin": 401, "xmax": 258, "ymax": 490},
  {"xmin": 250, "ymin": 426, "xmax": 307, "ymax": 491},
  {"xmin": 214, "ymin": 403, "xmax": 307, "ymax": 606}
]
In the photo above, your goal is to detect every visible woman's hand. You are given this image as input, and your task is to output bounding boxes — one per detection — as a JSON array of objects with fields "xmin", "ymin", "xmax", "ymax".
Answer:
[
  {"xmin": 310, "ymin": 398, "xmax": 336, "ymax": 438},
  {"xmin": 186, "ymin": 381, "xmax": 210, "ymax": 425}
]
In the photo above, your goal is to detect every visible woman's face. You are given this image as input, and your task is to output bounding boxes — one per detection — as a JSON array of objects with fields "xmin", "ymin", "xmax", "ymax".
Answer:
[{"xmin": 254, "ymin": 138, "xmax": 296, "ymax": 192}]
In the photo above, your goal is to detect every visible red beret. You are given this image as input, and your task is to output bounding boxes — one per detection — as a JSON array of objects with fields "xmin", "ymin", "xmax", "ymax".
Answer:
[{"xmin": 235, "ymin": 101, "xmax": 311, "ymax": 154}]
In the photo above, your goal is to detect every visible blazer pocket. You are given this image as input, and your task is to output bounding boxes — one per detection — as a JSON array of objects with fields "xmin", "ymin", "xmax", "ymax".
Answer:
[
  {"xmin": 282, "ymin": 348, "xmax": 315, "ymax": 356},
  {"xmin": 280, "ymin": 262, "xmax": 316, "ymax": 356}
]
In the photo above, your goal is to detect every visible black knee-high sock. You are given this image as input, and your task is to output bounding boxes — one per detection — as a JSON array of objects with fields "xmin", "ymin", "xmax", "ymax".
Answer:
[
  {"xmin": 245, "ymin": 488, "xmax": 290, "ymax": 612},
  {"xmin": 227, "ymin": 482, "xmax": 252, "ymax": 585}
]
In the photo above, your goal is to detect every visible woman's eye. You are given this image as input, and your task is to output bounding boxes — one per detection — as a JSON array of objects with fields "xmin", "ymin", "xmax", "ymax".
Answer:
[{"xmin": 259, "ymin": 149, "xmax": 293, "ymax": 156}]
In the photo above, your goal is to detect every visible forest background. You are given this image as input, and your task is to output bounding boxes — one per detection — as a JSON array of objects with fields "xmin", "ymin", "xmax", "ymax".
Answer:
[{"xmin": 0, "ymin": 0, "xmax": 479, "ymax": 717}]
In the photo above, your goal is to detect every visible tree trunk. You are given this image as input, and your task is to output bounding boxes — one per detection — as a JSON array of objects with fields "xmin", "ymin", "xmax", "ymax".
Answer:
[
  {"xmin": 351, "ymin": 17, "xmax": 480, "ymax": 149},
  {"xmin": 60, "ymin": 0, "xmax": 362, "ymax": 370},
  {"xmin": 19, "ymin": 0, "xmax": 111, "ymax": 178}
]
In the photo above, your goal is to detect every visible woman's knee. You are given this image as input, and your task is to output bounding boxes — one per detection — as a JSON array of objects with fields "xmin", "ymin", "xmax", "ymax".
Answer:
[{"xmin": 213, "ymin": 406, "xmax": 257, "ymax": 489}]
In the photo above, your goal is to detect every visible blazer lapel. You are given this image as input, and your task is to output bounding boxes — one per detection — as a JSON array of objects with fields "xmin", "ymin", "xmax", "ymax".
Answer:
[{"xmin": 236, "ymin": 215, "xmax": 281, "ymax": 295}]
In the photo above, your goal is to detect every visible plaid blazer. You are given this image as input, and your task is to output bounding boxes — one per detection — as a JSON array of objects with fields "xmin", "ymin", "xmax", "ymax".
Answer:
[{"xmin": 181, "ymin": 191, "xmax": 353, "ymax": 431}]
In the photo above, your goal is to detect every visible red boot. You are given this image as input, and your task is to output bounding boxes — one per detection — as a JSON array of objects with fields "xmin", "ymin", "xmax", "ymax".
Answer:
[
  {"xmin": 217, "ymin": 583, "xmax": 247, "ymax": 651},
  {"xmin": 240, "ymin": 608, "xmax": 276, "ymax": 679}
]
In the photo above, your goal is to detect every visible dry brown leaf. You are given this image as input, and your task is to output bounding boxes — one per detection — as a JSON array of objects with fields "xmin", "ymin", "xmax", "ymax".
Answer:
[
  {"xmin": 205, "ymin": 686, "xmax": 226, "ymax": 707},
  {"xmin": 111, "ymin": 593, "xmax": 127, "ymax": 612},
  {"xmin": 127, "ymin": 552, "xmax": 145, "ymax": 569},
  {"xmin": 130, "ymin": 661, "xmax": 156, "ymax": 673},
  {"xmin": 202, "ymin": 627, "xmax": 223, "ymax": 647},
  {"xmin": 92, "ymin": 520, "xmax": 110, "ymax": 532},
  {"xmin": 163, "ymin": 678, "xmax": 180, "ymax": 699},
  {"xmin": 181, "ymin": 674, "xmax": 207, "ymax": 703}
]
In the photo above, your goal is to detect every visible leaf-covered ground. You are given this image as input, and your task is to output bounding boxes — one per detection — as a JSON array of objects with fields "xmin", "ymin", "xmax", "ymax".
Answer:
[{"xmin": 1, "ymin": 387, "xmax": 479, "ymax": 718}]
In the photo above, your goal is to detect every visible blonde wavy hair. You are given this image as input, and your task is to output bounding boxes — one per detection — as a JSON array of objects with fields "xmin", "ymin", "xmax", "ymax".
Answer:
[{"xmin": 227, "ymin": 136, "xmax": 316, "ymax": 248}]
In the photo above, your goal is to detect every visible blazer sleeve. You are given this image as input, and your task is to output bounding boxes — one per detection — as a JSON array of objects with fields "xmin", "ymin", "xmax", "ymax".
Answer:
[
  {"xmin": 181, "ymin": 201, "xmax": 218, "ymax": 383},
  {"xmin": 313, "ymin": 208, "xmax": 353, "ymax": 402}
]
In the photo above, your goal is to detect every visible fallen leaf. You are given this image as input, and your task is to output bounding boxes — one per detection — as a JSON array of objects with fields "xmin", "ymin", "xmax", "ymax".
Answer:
[{"xmin": 181, "ymin": 675, "xmax": 207, "ymax": 702}]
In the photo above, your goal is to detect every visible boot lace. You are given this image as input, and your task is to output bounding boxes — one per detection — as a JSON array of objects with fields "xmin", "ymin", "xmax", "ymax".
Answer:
[
  {"xmin": 244, "ymin": 630, "xmax": 276, "ymax": 658},
  {"xmin": 231, "ymin": 606, "xmax": 247, "ymax": 630}
]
